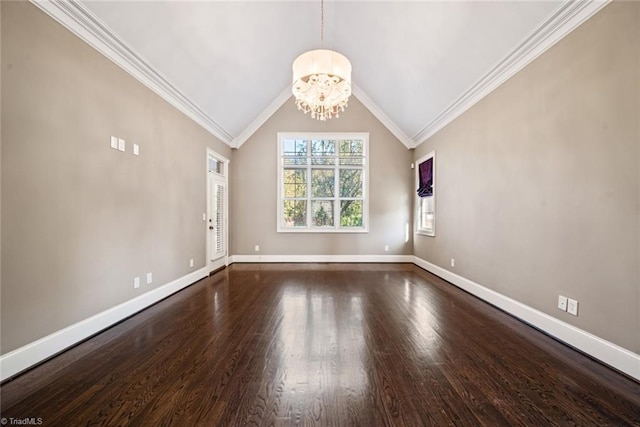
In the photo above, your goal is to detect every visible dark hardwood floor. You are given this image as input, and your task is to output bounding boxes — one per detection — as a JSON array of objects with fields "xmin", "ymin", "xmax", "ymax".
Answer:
[{"xmin": 1, "ymin": 263, "xmax": 639, "ymax": 426}]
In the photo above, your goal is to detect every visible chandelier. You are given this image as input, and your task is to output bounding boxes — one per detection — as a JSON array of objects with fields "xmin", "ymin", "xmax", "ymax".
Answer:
[{"xmin": 292, "ymin": 0, "xmax": 352, "ymax": 121}]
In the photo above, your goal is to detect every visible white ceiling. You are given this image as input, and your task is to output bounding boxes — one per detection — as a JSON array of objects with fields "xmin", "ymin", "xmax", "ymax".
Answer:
[{"xmin": 71, "ymin": 1, "xmax": 592, "ymax": 147}]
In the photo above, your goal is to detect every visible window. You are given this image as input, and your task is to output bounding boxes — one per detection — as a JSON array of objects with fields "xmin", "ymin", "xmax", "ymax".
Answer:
[
  {"xmin": 278, "ymin": 133, "xmax": 369, "ymax": 232},
  {"xmin": 208, "ymin": 156, "xmax": 224, "ymax": 175},
  {"xmin": 416, "ymin": 151, "xmax": 435, "ymax": 236}
]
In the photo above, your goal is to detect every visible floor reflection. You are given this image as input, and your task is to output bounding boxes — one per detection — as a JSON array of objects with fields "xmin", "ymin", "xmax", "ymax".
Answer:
[
  {"xmin": 399, "ymin": 277, "xmax": 442, "ymax": 359},
  {"xmin": 278, "ymin": 286, "xmax": 368, "ymax": 396},
  {"xmin": 207, "ymin": 273, "xmax": 229, "ymax": 328}
]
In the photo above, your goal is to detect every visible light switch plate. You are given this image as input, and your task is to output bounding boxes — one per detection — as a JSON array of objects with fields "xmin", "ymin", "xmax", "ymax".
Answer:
[
  {"xmin": 133, "ymin": 143, "xmax": 139, "ymax": 156},
  {"xmin": 146, "ymin": 272, "xmax": 153, "ymax": 284},
  {"xmin": 558, "ymin": 295, "xmax": 567, "ymax": 311},
  {"xmin": 118, "ymin": 138, "xmax": 125, "ymax": 152},
  {"xmin": 134, "ymin": 277, "xmax": 140, "ymax": 289},
  {"xmin": 110, "ymin": 136, "xmax": 118, "ymax": 149}
]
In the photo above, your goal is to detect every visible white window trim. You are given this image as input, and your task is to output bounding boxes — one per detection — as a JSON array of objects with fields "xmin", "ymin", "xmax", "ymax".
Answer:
[
  {"xmin": 277, "ymin": 132, "xmax": 369, "ymax": 233},
  {"xmin": 416, "ymin": 151, "xmax": 435, "ymax": 237}
]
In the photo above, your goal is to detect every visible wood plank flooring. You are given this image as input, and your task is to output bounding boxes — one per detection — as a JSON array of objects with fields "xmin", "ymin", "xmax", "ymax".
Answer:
[{"xmin": 1, "ymin": 263, "xmax": 639, "ymax": 426}]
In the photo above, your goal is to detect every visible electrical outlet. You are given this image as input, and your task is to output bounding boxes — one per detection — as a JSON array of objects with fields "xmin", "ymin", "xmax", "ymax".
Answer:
[
  {"xmin": 118, "ymin": 138, "xmax": 125, "ymax": 152},
  {"xmin": 451, "ymin": 258, "xmax": 455, "ymax": 267},
  {"xmin": 384, "ymin": 245, "xmax": 389, "ymax": 252},
  {"xmin": 254, "ymin": 245, "xmax": 260, "ymax": 252},
  {"xmin": 133, "ymin": 143, "xmax": 139, "ymax": 156},
  {"xmin": 190, "ymin": 259, "xmax": 194, "ymax": 267},
  {"xmin": 557, "ymin": 295, "xmax": 567, "ymax": 311},
  {"xmin": 110, "ymin": 136, "xmax": 118, "ymax": 149},
  {"xmin": 134, "ymin": 277, "xmax": 140, "ymax": 289},
  {"xmin": 567, "ymin": 298, "xmax": 578, "ymax": 316},
  {"xmin": 146, "ymin": 272, "xmax": 153, "ymax": 284}
]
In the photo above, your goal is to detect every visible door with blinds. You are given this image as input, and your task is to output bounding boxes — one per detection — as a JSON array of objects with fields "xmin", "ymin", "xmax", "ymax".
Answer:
[{"xmin": 207, "ymin": 152, "xmax": 228, "ymax": 272}]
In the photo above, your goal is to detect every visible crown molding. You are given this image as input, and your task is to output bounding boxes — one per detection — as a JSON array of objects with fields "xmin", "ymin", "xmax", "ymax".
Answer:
[
  {"xmin": 232, "ymin": 88, "xmax": 292, "ymax": 149},
  {"xmin": 412, "ymin": 0, "xmax": 611, "ymax": 146},
  {"xmin": 352, "ymin": 85, "xmax": 414, "ymax": 149},
  {"xmin": 30, "ymin": 0, "xmax": 234, "ymax": 145}
]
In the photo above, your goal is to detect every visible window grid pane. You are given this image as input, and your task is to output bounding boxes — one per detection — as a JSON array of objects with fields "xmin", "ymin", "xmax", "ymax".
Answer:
[
  {"xmin": 339, "ymin": 139, "xmax": 363, "ymax": 156},
  {"xmin": 283, "ymin": 139, "xmax": 308, "ymax": 157},
  {"xmin": 283, "ymin": 200, "xmax": 307, "ymax": 227},
  {"xmin": 420, "ymin": 196, "xmax": 434, "ymax": 233},
  {"xmin": 284, "ymin": 157, "xmax": 308, "ymax": 166},
  {"xmin": 311, "ymin": 169, "xmax": 335, "ymax": 198},
  {"xmin": 311, "ymin": 201, "xmax": 334, "ymax": 227},
  {"xmin": 311, "ymin": 139, "xmax": 336, "ymax": 157},
  {"xmin": 340, "ymin": 200, "xmax": 363, "ymax": 227},
  {"xmin": 339, "ymin": 169, "xmax": 363, "ymax": 198},
  {"xmin": 283, "ymin": 169, "xmax": 307, "ymax": 198}
]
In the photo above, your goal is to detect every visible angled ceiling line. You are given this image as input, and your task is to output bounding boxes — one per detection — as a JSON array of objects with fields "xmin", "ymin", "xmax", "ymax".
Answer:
[
  {"xmin": 411, "ymin": 0, "xmax": 611, "ymax": 146},
  {"xmin": 232, "ymin": 87, "xmax": 292, "ymax": 149},
  {"xmin": 30, "ymin": 0, "xmax": 235, "ymax": 145},
  {"xmin": 352, "ymin": 85, "xmax": 414, "ymax": 149}
]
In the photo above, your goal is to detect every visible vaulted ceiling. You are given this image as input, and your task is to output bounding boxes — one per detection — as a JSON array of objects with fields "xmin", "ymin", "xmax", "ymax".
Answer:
[{"xmin": 37, "ymin": 1, "xmax": 608, "ymax": 148}]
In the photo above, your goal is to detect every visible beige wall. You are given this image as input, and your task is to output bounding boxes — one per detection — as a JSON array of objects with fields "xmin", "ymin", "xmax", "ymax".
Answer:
[
  {"xmin": 1, "ymin": 2, "xmax": 231, "ymax": 353},
  {"xmin": 230, "ymin": 97, "xmax": 413, "ymax": 256},
  {"xmin": 414, "ymin": 2, "xmax": 639, "ymax": 353}
]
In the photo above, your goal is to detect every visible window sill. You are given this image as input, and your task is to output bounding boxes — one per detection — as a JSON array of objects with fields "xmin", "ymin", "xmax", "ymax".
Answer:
[{"xmin": 277, "ymin": 227, "xmax": 369, "ymax": 234}]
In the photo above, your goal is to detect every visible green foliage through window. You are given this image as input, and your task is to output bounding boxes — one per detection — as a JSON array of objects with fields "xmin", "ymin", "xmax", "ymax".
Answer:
[{"xmin": 279, "ymin": 134, "xmax": 367, "ymax": 231}]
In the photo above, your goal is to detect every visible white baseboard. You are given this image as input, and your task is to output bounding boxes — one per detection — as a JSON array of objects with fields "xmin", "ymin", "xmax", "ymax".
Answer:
[
  {"xmin": 412, "ymin": 256, "xmax": 640, "ymax": 381},
  {"xmin": 0, "ymin": 268, "xmax": 208, "ymax": 382},
  {"xmin": 229, "ymin": 254, "xmax": 414, "ymax": 264}
]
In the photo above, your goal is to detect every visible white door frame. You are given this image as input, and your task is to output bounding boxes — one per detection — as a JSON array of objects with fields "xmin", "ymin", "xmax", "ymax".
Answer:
[{"xmin": 206, "ymin": 148, "xmax": 229, "ymax": 273}]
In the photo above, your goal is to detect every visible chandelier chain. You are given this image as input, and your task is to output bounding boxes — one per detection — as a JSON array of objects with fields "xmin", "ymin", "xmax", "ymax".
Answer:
[{"xmin": 320, "ymin": 0, "xmax": 324, "ymax": 47}]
